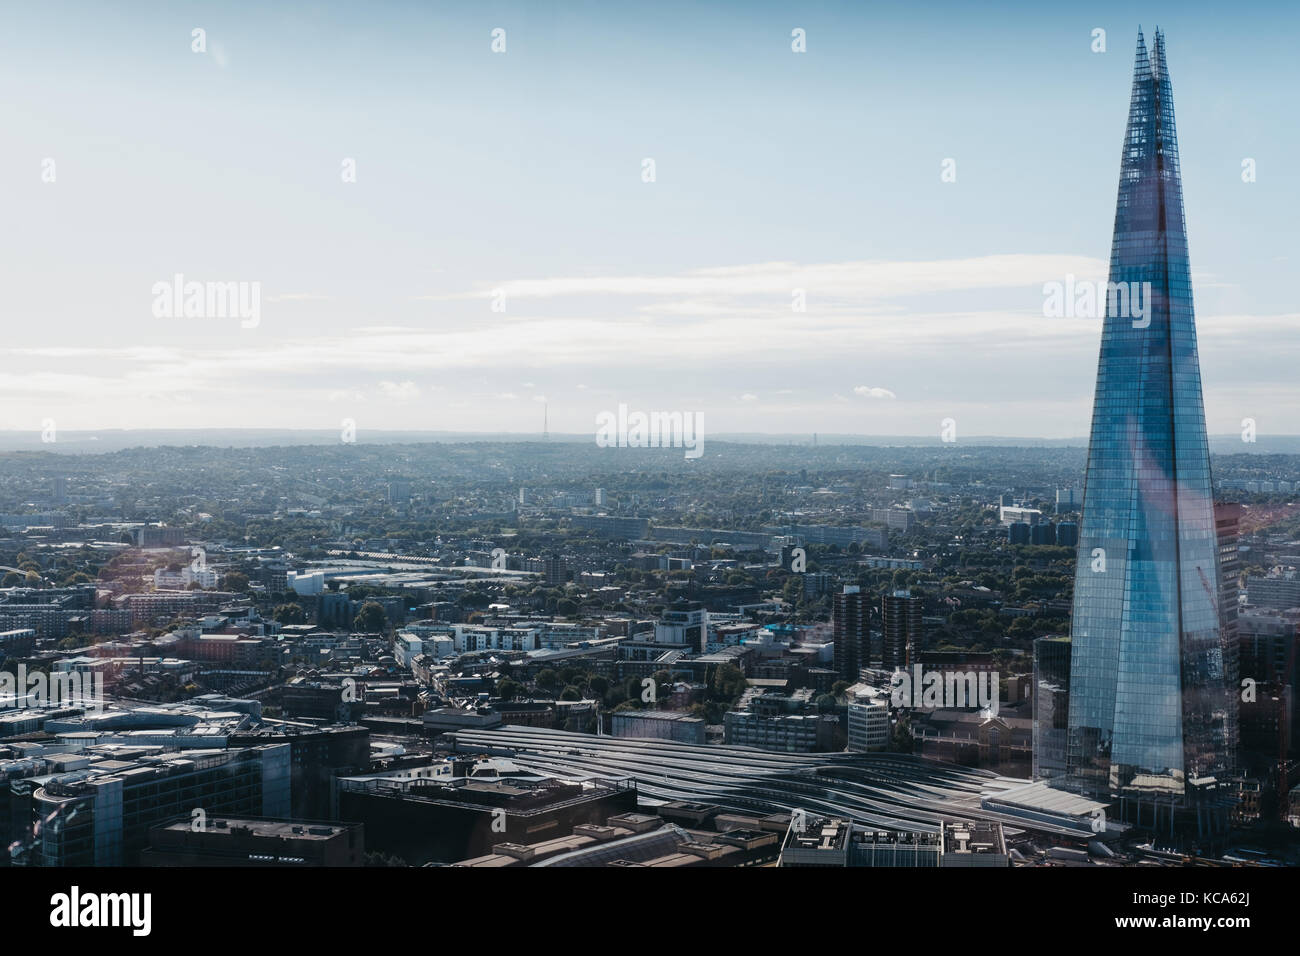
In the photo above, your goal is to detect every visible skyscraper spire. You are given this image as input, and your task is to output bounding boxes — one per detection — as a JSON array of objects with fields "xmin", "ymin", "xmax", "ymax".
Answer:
[{"xmin": 1063, "ymin": 31, "xmax": 1234, "ymax": 829}]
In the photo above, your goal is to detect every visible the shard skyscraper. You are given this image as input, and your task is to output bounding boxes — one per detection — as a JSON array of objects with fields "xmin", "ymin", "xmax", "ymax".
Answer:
[{"xmin": 1064, "ymin": 30, "xmax": 1235, "ymax": 832}]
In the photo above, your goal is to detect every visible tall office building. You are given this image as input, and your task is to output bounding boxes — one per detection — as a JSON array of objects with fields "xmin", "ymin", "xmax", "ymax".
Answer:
[
  {"xmin": 1064, "ymin": 31, "xmax": 1235, "ymax": 831},
  {"xmin": 833, "ymin": 586, "xmax": 868, "ymax": 681},
  {"xmin": 1032, "ymin": 636, "xmax": 1072, "ymax": 780},
  {"xmin": 1215, "ymin": 502, "xmax": 1243, "ymax": 764},
  {"xmin": 387, "ymin": 479, "xmax": 412, "ymax": 509},
  {"xmin": 881, "ymin": 590, "xmax": 921, "ymax": 672}
]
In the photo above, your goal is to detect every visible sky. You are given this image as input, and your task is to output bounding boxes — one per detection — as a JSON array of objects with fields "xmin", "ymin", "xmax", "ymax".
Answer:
[{"xmin": 0, "ymin": 0, "xmax": 1296, "ymax": 441}]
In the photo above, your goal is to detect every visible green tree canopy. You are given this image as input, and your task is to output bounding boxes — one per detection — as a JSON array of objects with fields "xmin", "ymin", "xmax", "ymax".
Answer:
[{"xmin": 352, "ymin": 601, "xmax": 389, "ymax": 633}]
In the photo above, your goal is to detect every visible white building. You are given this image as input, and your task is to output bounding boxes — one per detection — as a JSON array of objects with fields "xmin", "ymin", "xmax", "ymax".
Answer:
[
  {"xmin": 452, "ymin": 625, "xmax": 539, "ymax": 654},
  {"xmin": 393, "ymin": 634, "xmax": 424, "ymax": 668},
  {"xmin": 392, "ymin": 628, "xmax": 458, "ymax": 665},
  {"xmin": 287, "ymin": 570, "xmax": 326, "ymax": 596},
  {"xmin": 534, "ymin": 622, "xmax": 603, "ymax": 650},
  {"xmin": 654, "ymin": 602, "xmax": 708, "ymax": 654},
  {"xmin": 153, "ymin": 566, "xmax": 219, "ymax": 589},
  {"xmin": 998, "ymin": 505, "xmax": 1042, "ymax": 527},
  {"xmin": 846, "ymin": 684, "xmax": 890, "ymax": 752}
]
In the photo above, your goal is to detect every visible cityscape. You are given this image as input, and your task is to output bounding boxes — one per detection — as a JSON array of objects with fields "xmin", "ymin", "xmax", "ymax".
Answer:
[{"xmin": 2, "ymin": 0, "xmax": 1294, "ymax": 936}]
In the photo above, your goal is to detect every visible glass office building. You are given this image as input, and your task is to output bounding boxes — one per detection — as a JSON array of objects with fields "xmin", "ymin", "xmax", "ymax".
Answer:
[
  {"xmin": 1032, "ymin": 636, "xmax": 1071, "ymax": 781},
  {"xmin": 1064, "ymin": 31, "xmax": 1235, "ymax": 826}
]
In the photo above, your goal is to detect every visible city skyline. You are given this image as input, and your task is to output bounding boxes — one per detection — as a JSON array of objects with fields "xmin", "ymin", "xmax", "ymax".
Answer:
[{"xmin": 2, "ymin": 0, "xmax": 1296, "ymax": 929}]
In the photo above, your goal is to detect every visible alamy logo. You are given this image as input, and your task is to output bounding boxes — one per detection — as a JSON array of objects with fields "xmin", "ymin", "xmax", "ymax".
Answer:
[
  {"xmin": 890, "ymin": 666, "xmax": 999, "ymax": 715},
  {"xmin": 1042, "ymin": 275, "xmax": 1151, "ymax": 327},
  {"xmin": 0, "ymin": 666, "xmax": 103, "ymax": 712},
  {"xmin": 595, "ymin": 404, "xmax": 704, "ymax": 459},
  {"xmin": 50, "ymin": 886, "xmax": 151, "ymax": 936},
  {"xmin": 151, "ymin": 273, "xmax": 261, "ymax": 328}
]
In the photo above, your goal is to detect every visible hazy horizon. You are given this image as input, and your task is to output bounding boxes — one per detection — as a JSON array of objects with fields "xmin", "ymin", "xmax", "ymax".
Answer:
[{"xmin": 4, "ymin": 426, "xmax": 1300, "ymax": 456}]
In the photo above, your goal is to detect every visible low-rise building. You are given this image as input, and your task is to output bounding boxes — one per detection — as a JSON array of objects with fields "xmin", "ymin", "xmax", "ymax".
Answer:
[
  {"xmin": 141, "ymin": 816, "xmax": 364, "ymax": 866},
  {"xmin": 610, "ymin": 709, "xmax": 706, "ymax": 745}
]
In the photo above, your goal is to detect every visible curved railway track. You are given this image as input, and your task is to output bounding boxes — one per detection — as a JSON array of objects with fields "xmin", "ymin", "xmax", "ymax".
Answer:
[{"xmin": 448, "ymin": 726, "xmax": 1092, "ymax": 839}]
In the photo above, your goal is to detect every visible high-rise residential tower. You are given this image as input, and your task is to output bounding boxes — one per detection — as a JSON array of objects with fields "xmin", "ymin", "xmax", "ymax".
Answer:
[
  {"xmin": 833, "ymin": 586, "xmax": 868, "ymax": 682},
  {"xmin": 1064, "ymin": 30, "xmax": 1235, "ymax": 832},
  {"xmin": 881, "ymin": 590, "xmax": 922, "ymax": 672}
]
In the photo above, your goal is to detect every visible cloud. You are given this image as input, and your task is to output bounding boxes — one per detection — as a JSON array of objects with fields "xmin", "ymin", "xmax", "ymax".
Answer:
[
  {"xmin": 378, "ymin": 380, "xmax": 420, "ymax": 401},
  {"xmin": 433, "ymin": 254, "xmax": 1106, "ymax": 303},
  {"xmin": 854, "ymin": 386, "xmax": 897, "ymax": 400},
  {"xmin": 268, "ymin": 293, "xmax": 332, "ymax": 303},
  {"xmin": 2, "ymin": 242, "xmax": 1293, "ymax": 437}
]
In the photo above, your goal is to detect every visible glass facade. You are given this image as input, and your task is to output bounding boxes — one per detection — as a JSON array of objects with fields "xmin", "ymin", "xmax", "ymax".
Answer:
[
  {"xmin": 1032, "ymin": 636, "xmax": 1071, "ymax": 780},
  {"xmin": 1065, "ymin": 30, "xmax": 1235, "ymax": 803}
]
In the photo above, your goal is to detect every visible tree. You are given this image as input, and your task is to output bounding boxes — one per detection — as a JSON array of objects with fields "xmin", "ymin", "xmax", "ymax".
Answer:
[
  {"xmin": 273, "ymin": 603, "xmax": 306, "ymax": 625},
  {"xmin": 559, "ymin": 686, "xmax": 581, "ymax": 701},
  {"xmin": 710, "ymin": 664, "xmax": 748, "ymax": 703},
  {"xmin": 1008, "ymin": 617, "xmax": 1036, "ymax": 639},
  {"xmin": 782, "ymin": 577, "xmax": 804, "ymax": 605},
  {"xmin": 623, "ymin": 675, "xmax": 643, "ymax": 703},
  {"xmin": 535, "ymin": 669, "xmax": 561, "ymax": 692},
  {"xmin": 459, "ymin": 590, "xmax": 491, "ymax": 609},
  {"xmin": 224, "ymin": 570, "xmax": 250, "ymax": 593},
  {"xmin": 889, "ymin": 718, "xmax": 914, "ymax": 754},
  {"xmin": 497, "ymin": 678, "xmax": 524, "ymax": 701},
  {"xmin": 352, "ymin": 601, "xmax": 389, "ymax": 633}
]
